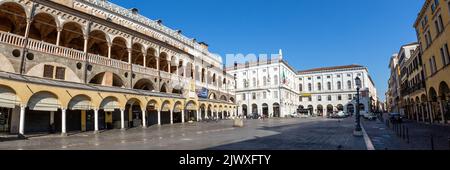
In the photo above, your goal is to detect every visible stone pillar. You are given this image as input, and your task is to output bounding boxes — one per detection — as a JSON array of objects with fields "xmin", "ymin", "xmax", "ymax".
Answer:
[
  {"xmin": 127, "ymin": 48, "xmax": 132, "ymax": 64},
  {"xmin": 181, "ymin": 110, "xmax": 185, "ymax": 123},
  {"xmin": 56, "ymin": 27, "xmax": 62, "ymax": 46},
  {"xmin": 421, "ymin": 105, "xmax": 426, "ymax": 122},
  {"xmin": 439, "ymin": 101, "xmax": 446, "ymax": 124},
  {"xmin": 83, "ymin": 35, "xmax": 89, "ymax": 54},
  {"xmin": 222, "ymin": 110, "xmax": 225, "ymax": 119},
  {"xmin": 61, "ymin": 108, "xmax": 67, "ymax": 136},
  {"xmin": 107, "ymin": 43, "xmax": 112, "ymax": 59},
  {"xmin": 168, "ymin": 61, "xmax": 171, "ymax": 74},
  {"xmin": 18, "ymin": 105, "xmax": 26, "ymax": 136},
  {"xmin": 197, "ymin": 110, "xmax": 200, "ymax": 121},
  {"xmin": 120, "ymin": 109, "xmax": 125, "ymax": 130},
  {"xmin": 157, "ymin": 109, "xmax": 161, "ymax": 125},
  {"xmin": 143, "ymin": 51, "xmax": 147, "ymax": 68},
  {"xmin": 94, "ymin": 109, "xmax": 99, "ymax": 133},
  {"xmin": 50, "ymin": 111, "xmax": 55, "ymax": 127},
  {"xmin": 142, "ymin": 109, "xmax": 147, "ymax": 128},
  {"xmin": 427, "ymin": 103, "xmax": 434, "ymax": 123},
  {"xmin": 170, "ymin": 110, "xmax": 173, "ymax": 124}
]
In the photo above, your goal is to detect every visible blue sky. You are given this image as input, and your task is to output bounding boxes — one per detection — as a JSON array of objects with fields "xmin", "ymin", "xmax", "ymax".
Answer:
[{"xmin": 110, "ymin": 0, "xmax": 424, "ymax": 101}]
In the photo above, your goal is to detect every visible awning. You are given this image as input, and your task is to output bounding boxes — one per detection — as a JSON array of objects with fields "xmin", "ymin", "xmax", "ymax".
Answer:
[
  {"xmin": 185, "ymin": 102, "xmax": 197, "ymax": 111},
  {"xmin": 100, "ymin": 98, "xmax": 119, "ymax": 112},
  {"xmin": 173, "ymin": 104, "xmax": 183, "ymax": 113},
  {"xmin": 68, "ymin": 99, "xmax": 92, "ymax": 110},
  {"xmin": 161, "ymin": 103, "xmax": 171, "ymax": 112},
  {"xmin": 0, "ymin": 92, "xmax": 18, "ymax": 108},
  {"xmin": 28, "ymin": 96, "xmax": 60, "ymax": 111}
]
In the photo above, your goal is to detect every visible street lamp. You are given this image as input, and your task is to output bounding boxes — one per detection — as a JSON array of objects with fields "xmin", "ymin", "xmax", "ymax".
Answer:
[{"xmin": 354, "ymin": 77, "xmax": 363, "ymax": 137}]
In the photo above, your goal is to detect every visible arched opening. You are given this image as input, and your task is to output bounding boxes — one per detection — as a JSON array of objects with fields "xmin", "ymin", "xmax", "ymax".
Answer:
[
  {"xmin": 317, "ymin": 105, "xmax": 324, "ymax": 116},
  {"xmin": 159, "ymin": 52, "xmax": 169, "ymax": 72},
  {"xmin": 160, "ymin": 101, "xmax": 171, "ymax": 125},
  {"xmin": 262, "ymin": 103, "xmax": 269, "ymax": 117},
  {"xmin": 337, "ymin": 104, "xmax": 344, "ymax": 111},
  {"xmin": 172, "ymin": 86, "xmax": 183, "ymax": 95},
  {"xmin": 185, "ymin": 101, "xmax": 197, "ymax": 122},
  {"xmin": 29, "ymin": 13, "xmax": 57, "ymax": 44},
  {"xmin": 26, "ymin": 91, "xmax": 61, "ymax": 134},
  {"xmin": 220, "ymin": 95, "xmax": 227, "ymax": 101},
  {"xmin": 439, "ymin": 82, "xmax": 450, "ymax": 123},
  {"xmin": 242, "ymin": 104, "xmax": 248, "ymax": 117},
  {"xmin": 200, "ymin": 104, "xmax": 206, "ymax": 120},
  {"xmin": 229, "ymin": 97, "xmax": 235, "ymax": 103},
  {"xmin": 160, "ymin": 83, "xmax": 168, "ymax": 93},
  {"xmin": 67, "ymin": 95, "xmax": 92, "ymax": 132},
  {"xmin": 131, "ymin": 43, "xmax": 144, "ymax": 66},
  {"xmin": 99, "ymin": 96, "xmax": 120, "ymax": 130},
  {"xmin": 60, "ymin": 22, "xmax": 84, "ymax": 51},
  {"xmin": 170, "ymin": 56, "xmax": 178, "ymax": 74},
  {"xmin": 146, "ymin": 100, "xmax": 159, "ymax": 127},
  {"xmin": 0, "ymin": 85, "xmax": 19, "ymax": 134},
  {"xmin": 186, "ymin": 62, "xmax": 194, "ymax": 79},
  {"xmin": 110, "ymin": 37, "xmax": 128, "ymax": 63},
  {"xmin": 209, "ymin": 92, "xmax": 217, "ymax": 100},
  {"xmin": 173, "ymin": 101, "xmax": 183, "ymax": 123},
  {"xmin": 89, "ymin": 72, "xmax": 124, "ymax": 88},
  {"xmin": 273, "ymin": 103, "xmax": 280, "ymax": 117},
  {"xmin": 307, "ymin": 105, "xmax": 314, "ymax": 115},
  {"xmin": 327, "ymin": 104, "xmax": 334, "ymax": 116},
  {"xmin": 88, "ymin": 30, "xmax": 108, "ymax": 57},
  {"xmin": 134, "ymin": 79, "xmax": 155, "ymax": 91},
  {"xmin": 251, "ymin": 104, "xmax": 258, "ymax": 118},
  {"xmin": 207, "ymin": 104, "xmax": 212, "ymax": 119},
  {"xmin": 0, "ymin": 2, "xmax": 27, "ymax": 36},
  {"xmin": 347, "ymin": 104, "xmax": 355, "ymax": 115},
  {"xmin": 125, "ymin": 99, "xmax": 143, "ymax": 128},
  {"xmin": 146, "ymin": 48, "xmax": 157, "ymax": 69}
]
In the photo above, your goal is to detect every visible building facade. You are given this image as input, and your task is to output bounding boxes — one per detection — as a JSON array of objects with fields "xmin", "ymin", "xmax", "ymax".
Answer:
[
  {"xmin": 0, "ymin": 0, "xmax": 236, "ymax": 136},
  {"xmin": 228, "ymin": 53, "xmax": 379, "ymax": 118},
  {"xmin": 397, "ymin": 43, "xmax": 420, "ymax": 116},
  {"xmin": 413, "ymin": 0, "xmax": 450, "ymax": 124},
  {"xmin": 297, "ymin": 65, "xmax": 377, "ymax": 117},
  {"xmin": 227, "ymin": 51, "xmax": 299, "ymax": 118},
  {"xmin": 387, "ymin": 54, "xmax": 400, "ymax": 113}
]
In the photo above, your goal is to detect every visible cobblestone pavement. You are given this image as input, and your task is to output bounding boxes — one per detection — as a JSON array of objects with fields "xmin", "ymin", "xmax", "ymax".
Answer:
[
  {"xmin": 0, "ymin": 117, "xmax": 366, "ymax": 150},
  {"xmin": 363, "ymin": 114, "xmax": 450, "ymax": 150}
]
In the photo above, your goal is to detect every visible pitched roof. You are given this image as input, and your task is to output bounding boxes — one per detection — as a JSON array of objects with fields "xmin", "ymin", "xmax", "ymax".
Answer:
[{"xmin": 297, "ymin": 64, "xmax": 365, "ymax": 74}]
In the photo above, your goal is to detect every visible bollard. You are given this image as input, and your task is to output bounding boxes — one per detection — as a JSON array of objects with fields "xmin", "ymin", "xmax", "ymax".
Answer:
[
  {"xmin": 431, "ymin": 134, "xmax": 435, "ymax": 150},
  {"xmin": 448, "ymin": 137, "xmax": 450, "ymax": 150}
]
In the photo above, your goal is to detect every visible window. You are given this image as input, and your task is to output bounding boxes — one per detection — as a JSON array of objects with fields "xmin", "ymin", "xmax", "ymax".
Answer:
[
  {"xmin": 337, "ymin": 81, "xmax": 342, "ymax": 90},
  {"xmin": 55, "ymin": 67, "xmax": 65, "ymax": 80},
  {"xmin": 327, "ymin": 82, "xmax": 332, "ymax": 90},
  {"xmin": 242, "ymin": 94, "xmax": 246, "ymax": 100},
  {"xmin": 308, "ymin": 83, "xmax": 312, "ymax": 91},
  {"xmin": 430, "ymin": 56, "xmax": 437, "ymax": 74},
  {"xmin": 308, "ymin": 96, "xmax": 312, "ymax": 101},
  {"xmin": 43, "ymin": 65, "xmax": 54, "ymax": 78},
  {"xmin": 338, "ymin": 95, "xmax": 342, "ymax": 101},
  {"xmin": 435, "ymin": 15, "xmax": 444, "ymax": 34},
  {"xmin": 347, "ymin": 80, "xmax": 352, "ymax": 89},
  {"xmin": 317, "ymin": 76, "xmax": 321, "ymax": 79},
  {"xmin": 299, "ymin": 97, "xmax": 303, "ymax": 102},
  {"xmin": 327, "ymin": 95, "xmax": 332, "ymax": 101},
  {"xmin": 441, "ymin": 44, "xmax": 450, "ymax": 66},
  {"xmin": 243, "ymin": 79, "xmax": 248, "ymax": 88},
  {"xmin": 253, "ymin": 77, "xmax": 257, "ymax": 87},
  {"xmin": 263, "ymin": 69, "xmax": 266, "ymax": 72},
  {"xmin": 299, "ymin": 78, "xmax": 303, "ymax": 80},
  {"xmin": 347, "ymin": 74, "xmax": 351, "ymax": 77},
  {"xmin": 299, "ymin": 84, "xmax": 303, "ymax": 92},
  {"xmin": 327, "ymin": 76, "xmax": 331, "ymax": 79},
  {"xmin": 317, "ymin": 96, "xmax": 322, "ymax": 101},
  {"xmin": 263, "ymin": 92, "xmax": 267, "ymax": 99},
  {"xmin": 274, "ymin": 75, "xmax": 279, "ymax": 85},
  {"xmin": 263, "ymin": 76, "xmax": 267, "ymax": 86},
  {"xmin": 348, "ymin": 94, "xmax": 353, "ymax": 100},
  {"xmin": 337, "ymin": 75, "xmax": 341, "ymax": 78},
  {"xmin": 445, "ymin": 44, "xmax": 450, "ymax": 65},
  {"xmin": 317, "ymin": 83, "xmax": 322, "ymax": 91},
  {"xmin": 308, "ymin": 77, "xmax": 311, "ymax": 80},
  {"xmin": 273, "ymin": 91, "xmax": 278, "ymax": 99},
  {"xmin": 252, "ymin": 93, "xmax": 256, "ymax": 100},
  {"xmin": 425, "ymin": 30, "xmax": 432, "ymax": 47}
]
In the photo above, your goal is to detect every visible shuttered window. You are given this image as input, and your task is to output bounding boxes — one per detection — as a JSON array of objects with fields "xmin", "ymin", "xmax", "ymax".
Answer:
[
  {"xmin": 43, "ymin": 65, "xmax": 54, "ymax": 78},
  {"xmin": 55, "ymin": 67, "xmax": 65, "ymax": 80}
]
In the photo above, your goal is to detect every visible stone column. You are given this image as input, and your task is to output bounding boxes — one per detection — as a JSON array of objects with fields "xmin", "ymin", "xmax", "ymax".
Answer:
[
  {"xmin": 142, "ymin": 109, "xmax": 147, "ymax": 128},
  {"xmin": 197, "ymin": 110, "xmax": 200, "ymax": 121},
  {"xmin": 61, "ymin": 108, "xmax": 67, "ymax": 136},
  {"xmin": 181, "ymin": 110, "xmax": 185, "ymax": 123},
  {"xmin": 157, "ymin": 109, "xmax": 161, "ymax": 125},
  {"xmin": 56, "ymin": 27, "xmax": 62, "ymax": 46},
  {"xmin": 439, "ymin": 101, "xmax": 446, "ymax": 124},
  {"xmin": 83, "ymin": 35, "xmax": 89, "ymax": 54},
  {"xmin": 143, "ymin": 51, "xmax": 147, "ymax": 68},
  {"xmin": 107, "ymin": 43, "xmax": 112, "ymax": 59},
  {"xmin": 94, "ymin": 109, "xmax": 99, "ymax": 133},
  {"xmin": 18, "ymin": 105, "xmax": 26, "ymax": 136},
  {"xmin": 120, "ymin": 109, "xmax": 125, "ymax": 130},
  {"xmin": 170, "ymin": 110, "xmax": 173, "ymax": 124},
  {"xmin": 127, "ymin": 48, "xmax": 132, "ymax": 64},
  {"xmin": 50, "ymin": 111, "xmax": 55, "ymax": 128}
]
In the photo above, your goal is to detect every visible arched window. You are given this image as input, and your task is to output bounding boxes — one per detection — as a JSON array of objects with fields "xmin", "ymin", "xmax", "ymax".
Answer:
[
  {"xmin": 263, "ymin": 76, "xmax": 267, "ymax": 86},
  {"xmin": 299, "ymin": 84, "xmax": 303, "ymax": 92},
  {"xmin": 337, "ymin": 81, "xmax": 342, "ymax": 90},
  {"xmin": 317, "ymin": 83, "xmax": 322, "ymax": 91},
  {"xmin": 243, "ymin": 79, "xmax": 248, "ymax": 88},
  {"xmin": 308, "ymin": 83, "xmax": 312, "ymax": 91},
  {"xmin": 253, "ymin": 77, "xmax": 257, "ymax": 87},
  {"xmin": 347, "ymin": 80, "xmax": 352, "ymax": 89},
  {"xmin": 327, "ymin": 82, "xmax": 332, "ymax": 90},
  {"xmin": 327, "ymin": 95, "xmax": 332, "ymax": 101}
]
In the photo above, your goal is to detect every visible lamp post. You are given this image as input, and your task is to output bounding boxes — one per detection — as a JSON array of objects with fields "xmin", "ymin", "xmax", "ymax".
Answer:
[{"xmin": 354, "ymin": 77, "xmax": 363, "ymax": 137}]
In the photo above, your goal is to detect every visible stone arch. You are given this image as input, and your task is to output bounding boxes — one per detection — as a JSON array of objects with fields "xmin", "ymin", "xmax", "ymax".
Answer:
[
  {"xmin": 429, "ymin": 87, "xmax": 438, "ymax": 102},
  {"xmin": 131, "ymin": 43, "xmax": 144, "ymax": 66},
  {"xmin": 111, "ymin": 36, "xmax": 129, "ymax": 63},
  {"xmin": 209, "ymin": 92, "xmax": 217, "ymax": 100},
  {"xmin": 0, "ymin": 84, "xmax": 21, "ymax": 108},
  {"xmin": 67, "ymin": 94, "xmax": 92, "ymax": 110},
  {"xmin": 219, "ymin": 95, "xmax": 227, "ymax": 101},
  {"xmin": 159, "ymin": 52, "xmax": 169, "ymax": 72},
  {"xmin": 160, "ymin": 82, "xmax": 169, "ymax": 93},
  {"xmin": 0, "ymin": 1, "xmax": 27, "ymax": 36},
  {"xmin": 146, "ymin": 47, "xmax": 157, "ymax": 69},
  {"xmin": 60, "ymin": 22, "xmax": 84, "ymax": 51},
  {"xmin": 439, "ymin": 81, "xmax": 449, "ymax": 100},
  {"xmin": 337, "ymin": 104, "xmax": 344, "ymax": 111},
  {"xmin": 29, "ymin": 12, "xmax": 57, "ymax": 44},
  {"xmin": 99, "ymin": 96, "xmax": 120, "ymax": 111},
  {"xmin": 161, "ymin": 100, "xmax": 171, "ymax": 112},
  {"xmin": 170, "ymin": 55, "xmax": 178, "ymax": 74},
  {"xmin": 317, "ymin": 104, "xmax": 324, "ymax": 115},
  {"xmin": 88, "ymin": 30, "xmax": 109, "ymax": 57},
  {"xmin": 27, "ymin": 91, "xmax": 61, "ymax": 111},
  {"xmin": 89, "ymin": 72, "xmax": 125, "ymax": 88},
  {"xmin": 133, "ymin": 78, "xmax": 156, "ymax": 91},
  {"xmin": 0, "ymin": 52, "xmax": 15, "ymax": 73},
  {"xmin": 26, "ymin": 62, "xmax": 82, "ymax": 83}
]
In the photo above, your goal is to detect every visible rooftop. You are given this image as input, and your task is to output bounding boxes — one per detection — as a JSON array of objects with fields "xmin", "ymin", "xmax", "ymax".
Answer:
[{"xmin": 297, "ymin": 64, "xmax": 365, "ymax": 74}]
